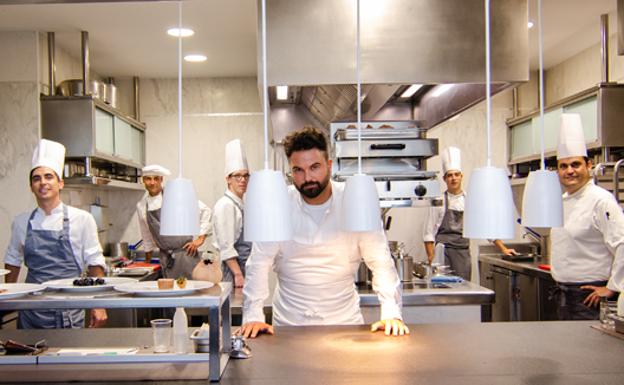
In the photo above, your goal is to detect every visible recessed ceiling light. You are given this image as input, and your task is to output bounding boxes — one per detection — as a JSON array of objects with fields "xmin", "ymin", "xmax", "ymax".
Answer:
[
  {"xmin": 184, "ymin": 54, "xmax": 207, "ymax": 62},
  {"xmin": 167, "ymin": 28, "xmax": 195, "ymax": 37},
  {"xmin": 528, "ymin": 21, "xmax": 534, "ymax": 29},
  {"xmin": 431, "ymin": 84, "xmax": 453, "ymax": 97},
  {"xmin": 276, "ymin": 85, "xmax": 288, "ymax": 100},
  {"xmin": 400, "ymin": 84, "xmax": 423, "ymax": 98}
]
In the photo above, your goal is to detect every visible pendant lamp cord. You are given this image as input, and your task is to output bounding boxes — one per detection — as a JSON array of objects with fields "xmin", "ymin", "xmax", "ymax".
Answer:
[
  {"xmin": 261, "ymin": 0, "xmax": 270, "ymax": 170},
  {"xmin": 177, "ymin": 1, "xmax": 183, "ymax": 177},
  {"xmin": 485, "ymin": 0, "xmax": 492, "ymax": 168},
  {"xmin": 538, "ymin": 0, "xmax": 545, "ymax": 170},
  {"xmin": 356, "ymin": 0, "xmax": 362, "ymax": 174}
]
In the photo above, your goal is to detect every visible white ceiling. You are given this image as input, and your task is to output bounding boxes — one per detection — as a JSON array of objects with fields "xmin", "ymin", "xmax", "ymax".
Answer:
[{"xmin": 0, "ymin": 0, "xmax": 618, "ymax": 79}]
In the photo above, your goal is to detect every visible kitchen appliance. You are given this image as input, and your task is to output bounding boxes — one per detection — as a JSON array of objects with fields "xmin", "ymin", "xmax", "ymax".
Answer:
[{"xmin": 331, "ymin": 120, "xmax": 442, "ymax": 208}]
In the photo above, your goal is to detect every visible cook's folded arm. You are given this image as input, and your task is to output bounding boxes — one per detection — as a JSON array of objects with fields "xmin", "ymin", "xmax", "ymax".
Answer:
[{"xmin": 242, "ymin": 241, "xmax": 280, "ymax": 324}]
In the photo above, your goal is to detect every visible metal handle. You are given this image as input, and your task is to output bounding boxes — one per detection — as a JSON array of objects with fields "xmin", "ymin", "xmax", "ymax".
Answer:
[{"xmin": 370, "ymin": 143, "xmax": 406, "ymax": 150}]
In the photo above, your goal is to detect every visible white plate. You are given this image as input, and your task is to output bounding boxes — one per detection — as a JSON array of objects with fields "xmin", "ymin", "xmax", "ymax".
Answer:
[
  {"xmin": 113, "ymin": 280, "xmax": 214, "ymax": 297},
  {"xmin": 43, "ymin": 277, "xmax": 137, "ymax": 292},
  {"xmin": 0, "ymin": 269, "xmax": 9, "ymax": 276},
  {"xmin": 0, "ymin": 283, "xmax": 45, "ymax": 300},
  {"xmin": 117, "ymin": 267, "xmax": 152, "ymax": 276}
]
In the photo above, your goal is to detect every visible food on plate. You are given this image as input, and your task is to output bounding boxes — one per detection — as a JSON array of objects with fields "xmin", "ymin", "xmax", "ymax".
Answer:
[
  {"xmin": 72, "ymin": 277, "xmax": 106, "ymax": 286},
  {"xmin": 158, "ymin": 278, "xmax": 174, "ymax": 290},
  {"xmin": 176, "ymin": 276, "xmax": 187, "ymax": 289}
]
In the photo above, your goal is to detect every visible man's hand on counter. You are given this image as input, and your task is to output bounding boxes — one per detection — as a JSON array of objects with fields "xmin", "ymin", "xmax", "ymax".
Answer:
[
  {"xmin": 238, "ymin": 322, "xmax": 274, "ymax": 339},
  {"xmin": 371, "ymin": 319, "xmax": 410, "ymax": 336},
  {"xmin": 89, "ymin": 309, "xmax": 108, "ymax": 328},
  {"xmin": 580, "ymin": 285, "xmax": 614, "ymax": 308}
]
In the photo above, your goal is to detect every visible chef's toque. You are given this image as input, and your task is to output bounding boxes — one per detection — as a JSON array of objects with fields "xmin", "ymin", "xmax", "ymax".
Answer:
[
  {"xmin": 224, "ymin": 139, "xmax": 248, "ymax": 176},
  {"xmin": 441, "ymin": 146, "xmax": 462, "ymax": 175},
  {"xmin": 142, "ymin": 164, "xmax": 171, "ymax": 177},
  {"xmin": 557, "ymin": 113, "xmax": 587, "ymax": 159},
  {"xmin": 31, "ymin": 139, "xmax": 66, "ymax": 179}
]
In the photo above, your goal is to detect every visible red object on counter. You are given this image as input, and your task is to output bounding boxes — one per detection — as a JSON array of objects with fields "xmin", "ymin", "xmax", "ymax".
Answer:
[
  {"xmin": 538, "ymin": 264, "xmax": 551, "ymax": 271},
  {"xmin": 125, "ymin": 262, "xmax": 161, "ymax": 271}
]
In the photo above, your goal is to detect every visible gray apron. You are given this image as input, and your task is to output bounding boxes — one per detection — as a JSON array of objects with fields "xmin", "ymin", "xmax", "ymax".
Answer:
[
  {"xmin": 221, "ymin": 194, "xmax": 252, "ymax": 282},
  {"xmin": 550, "ymin": 280, "xmax": 608, "ymax": 320},
  {"xmin": 146, "ymin": 201, "xmax": 198, "ymax": 279},
  {"xmin": 435, "ymin": 192, "xmax": 471, "ymax": 280},
  {"xmin": 19, "ymin": 205, "xmax": 85, "ymax": 329}
]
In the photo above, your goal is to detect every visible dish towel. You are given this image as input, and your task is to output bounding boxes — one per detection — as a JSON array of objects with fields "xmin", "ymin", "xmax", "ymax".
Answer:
[{"xmin": 431, "ymin": 275, "xmax": 464, "ymax": 283}]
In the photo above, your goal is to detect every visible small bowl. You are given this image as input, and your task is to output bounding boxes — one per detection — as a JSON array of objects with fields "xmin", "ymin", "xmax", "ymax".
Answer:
[
  {"xmin": 190, "ymin": 329, "xmax": 210, "ymax": 353},
  {"xmin": 157, "ymin": 278, "xmax": 174, "ymax": 290}
]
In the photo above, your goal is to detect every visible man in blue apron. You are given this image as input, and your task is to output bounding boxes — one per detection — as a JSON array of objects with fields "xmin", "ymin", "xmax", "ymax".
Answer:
[
  {"xmin": 212, "ymin": 139, "xmax": 252, "ymax": 288},
  {"xmin": 550, "ymin": 114, "xmax": 624, "ymax": 320},
  {"xmin": 423, "ymin": 147, "xmax": 514, "ymax": 280},
  {"xmin": 4, "ymin": 139, "xmax": 107, "ymax": 329},
  {"xmin": 136, "ymin": 165, "xmax": 213, "ymax": 279}
]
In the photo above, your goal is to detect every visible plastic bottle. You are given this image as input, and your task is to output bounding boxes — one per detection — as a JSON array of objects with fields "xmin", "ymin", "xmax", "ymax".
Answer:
[{"xmin": 173, "ymin": 307, "xmax": 189, "ymax": 353}]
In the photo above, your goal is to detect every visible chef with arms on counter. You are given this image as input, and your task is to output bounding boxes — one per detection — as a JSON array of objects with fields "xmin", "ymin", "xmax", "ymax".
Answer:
[
  {"xmin": 3, "ymin": 139, "xmax": 107, "ymax": 329},
  {"xmin": 240, "ymin": 127, "xmax": 407, "ymax": 338},
  {"xmin": 550, "ymin": 113, "xmax": 624, "ymax": 320},
  {"xmin": 212, "ymin": 139, "xmax": 252, "ymax": 288},
  {"xmin": 136, "ymin": 164, "xmax": 212, "ymax": 280},
  {"xmin": 423, "ymin": 146, "xmax": 517, "ymax": 280}
]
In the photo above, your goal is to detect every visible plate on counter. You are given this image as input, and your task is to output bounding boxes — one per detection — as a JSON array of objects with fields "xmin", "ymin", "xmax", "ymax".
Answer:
[
  {"xmin": 113, "ymin": 280, "xmax": 214, "ymax": 297},
  {"xmin": 0, "ymin": 283, "xmax": 45, "ymax": 300},
  {"xmin": 43, "ymin": 277, "xmax": 137, "ymax": 292},
  {"xmin": 0, "ymin": 269, "xmax": 10, "ymax": 276},
  {"xmin": 116, "ymin": 267, "xmax": 153, "ymax": 277}
]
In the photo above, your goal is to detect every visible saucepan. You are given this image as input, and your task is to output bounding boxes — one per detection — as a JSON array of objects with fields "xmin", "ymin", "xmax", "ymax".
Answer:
[{"xmin": 106, "ymin": 242, "xmax": 129, "ymax": 258}]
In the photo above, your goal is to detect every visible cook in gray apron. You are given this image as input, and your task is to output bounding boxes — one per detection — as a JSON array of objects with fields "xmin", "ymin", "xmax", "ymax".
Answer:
[
  {"xmin": 434, "ymin": 192, "xmax": 471, "ymax": 280},
  {"xmin": 146, "ymin": 202, "xmax": 198, "ymax": 279},
  {"xmin": 221, "ymin": 194, "xmax": 252, "ymax": 282},
  {"xmin": 19, "ymin": 205, "xmax": 85, "ymax": 329},
  {"xmin": 550, "ymin": 280, "xmax": 608, "ymax": 320}
]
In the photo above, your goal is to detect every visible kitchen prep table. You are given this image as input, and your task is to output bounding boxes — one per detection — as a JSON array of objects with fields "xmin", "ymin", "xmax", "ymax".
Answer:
[
  {"xmin": 0, "ymin": 282, "xmax": 232, "ymax": 382},
  {"xmin": 2, "ymin": 321, "xmax": 623, "ymax": 384}
]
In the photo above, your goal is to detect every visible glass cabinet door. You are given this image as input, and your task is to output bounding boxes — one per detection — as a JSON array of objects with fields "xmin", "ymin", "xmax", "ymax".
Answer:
[
  {"xmin": 95, "ymin": 108, "xmax": 114, "ymax": 155},
  {"xmin": 131, "ymin": 127, "xmax": 144, "ymax": 165},
  {"xmin": 113, "ymin": 116, "xmax": 133, "ymax": 160}
]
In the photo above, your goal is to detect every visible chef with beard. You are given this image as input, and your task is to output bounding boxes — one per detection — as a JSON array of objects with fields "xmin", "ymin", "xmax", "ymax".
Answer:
[{"xmin": 240, "ymin": 127, "xmax": 407, "ymax": 338}]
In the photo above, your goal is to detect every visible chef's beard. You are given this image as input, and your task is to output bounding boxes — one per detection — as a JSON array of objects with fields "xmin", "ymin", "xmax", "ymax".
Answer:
[{"xmin": 296, "ymin": 175, "xmax": 330, "ymax": 199}]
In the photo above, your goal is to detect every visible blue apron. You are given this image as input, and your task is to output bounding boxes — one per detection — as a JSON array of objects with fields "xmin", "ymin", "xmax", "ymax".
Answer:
[
  {"xmin": 18, "ymin": 205, "xmax": 85, "ymax": 329},
  {"xmin": 221, "ymin": 194, "xmax": 252, "ymax": 282}
]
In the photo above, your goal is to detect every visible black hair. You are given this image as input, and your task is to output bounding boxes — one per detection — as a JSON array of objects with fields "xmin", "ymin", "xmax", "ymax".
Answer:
[
  {"xmin": 283, "ymin": 127, "xmax": 329, "ymax": 159},
  {"xmin": 29, "ymin": 167, "xmax": 61, "ymax": 183}
]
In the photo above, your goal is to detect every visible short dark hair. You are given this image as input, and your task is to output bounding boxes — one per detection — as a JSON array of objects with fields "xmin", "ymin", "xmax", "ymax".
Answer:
[
  {"xmin": 283, "ymin": 127, "xmax": 329, "ymax": 159},
  {"xmin": 29, "ymin": 167, "xmax": 61, "ymax": 183}
]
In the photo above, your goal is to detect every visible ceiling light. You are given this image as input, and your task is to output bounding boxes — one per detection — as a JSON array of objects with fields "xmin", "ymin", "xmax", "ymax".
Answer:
[
  {"xmin": 528, "ymin": 21, "xmax": 534, "ymax": 29},
  {"xmin": 400, "ymin": 84, "xmax": 423, "ymax": 98},
  {"xmin": 167, "ymin": 28, "xmax": 194, "ymax": 37},
  {"xmin": 276, "ymin": 85, "xmax": 288, "ymax": 100},
  {"xmin": 184, "ymin": 54, "xmax": 207, "ymax": 62},
  {"xmin": 431, "ymin": 84, "xmax": 453, "ymax": 97}
]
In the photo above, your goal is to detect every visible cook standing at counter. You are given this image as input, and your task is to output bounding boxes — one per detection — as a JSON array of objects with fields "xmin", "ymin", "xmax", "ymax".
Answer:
[
  {"xmin": 423, "ymin": 147, "xmax": 515, "ymax": 280},
  {"xmin": 212, "ymin": 139, "xmax": 251, "ymax": 288},
  {"xmin": 4, "ymin": 139, "xmax": 107, "ymax": 329},
  {"xmin": 550, "ymin": 113, "xmax": 624, "ymax": 320},
  {"xmin": 240, "ymin": 127, "xmax": 407, "ymax": 338},
  {"xmin": 136, "ymin": 164, "xmax": 212, "ymax": 279}
]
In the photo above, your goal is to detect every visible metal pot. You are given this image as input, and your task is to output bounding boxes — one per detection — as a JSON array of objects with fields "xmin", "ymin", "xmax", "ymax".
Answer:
[
  {"xmin": 393, "ymin": 256, "xmax": 414, "ymax": 282},
  {"xmin": 107, "ymin": 242, "xmax": 129, "ymax": 258},
  {"xmin": 104, "ymin": 83, "xmax": 117, "ymax": 108},
  {"xmin": 57, "ymin": 79, "xmax": 85, "ymax": 96},
  {"xmin": 91, "ymin": 80, "xmax": 106, "ymax": 101}
]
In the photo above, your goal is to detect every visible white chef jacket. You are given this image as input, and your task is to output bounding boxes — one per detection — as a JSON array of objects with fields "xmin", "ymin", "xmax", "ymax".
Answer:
[
  {"xmin": 551, "ymin": 181, "xmax": 624, "ymax": 291},
  {"xmin": 243, "ymin": 181, "xmax": 402, "ymax": 326},
  {"xmin": 422, "ymin": 191, "xmax": 466, "ymax": 242},
  {"xmin": 212, "ymin": 190, "xmax": 244, "ymax": 261},
  {"xmin": 135, "ymin": 192, "xmax": 212, "ymax": 252},
  {"xmin": 5, "ymin": 203, "xmax": 105, "ymax": 270}
]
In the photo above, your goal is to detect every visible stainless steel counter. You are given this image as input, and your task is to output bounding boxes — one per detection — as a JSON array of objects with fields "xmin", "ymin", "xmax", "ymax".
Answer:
[
  {"xmin": 2, "ymin": 322, "xmax": 623, "ymax": 384},
  {"xmin": 479, "ymin": 253, "xmax": 553, "ymax": 280}
]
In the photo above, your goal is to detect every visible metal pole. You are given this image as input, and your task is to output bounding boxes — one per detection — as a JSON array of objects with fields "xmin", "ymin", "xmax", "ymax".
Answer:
[
  {"xmin": 47, "ymin": 32, "xmax": 55, "ymax": 96},
  {"xmin": 81, "ymin": 31, "xmax": 90, "ymax": 95},
  {"xmin": 600, "ymin": 14, "xmax": 610, "ymax": 83}
]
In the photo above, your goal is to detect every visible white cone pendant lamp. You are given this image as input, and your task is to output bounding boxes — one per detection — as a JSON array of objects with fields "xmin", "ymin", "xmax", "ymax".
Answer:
[
  {"xmin": 520, "ymin": 0, "xmax": 563, "ymax": 228},
  {"xmin": 341, "ymin": 0, "xmax": 382, "ymax": 232},
  {"xmin": 161, "ymin": 1, "xmax": 200, "ymax": 236},
  {"xmin": 463, "ymin": 0, "xmax": 515, "ymax": 240},
  {"xmin": 244, "ymin": 0, "xmax": 292, "ymax": 242}
]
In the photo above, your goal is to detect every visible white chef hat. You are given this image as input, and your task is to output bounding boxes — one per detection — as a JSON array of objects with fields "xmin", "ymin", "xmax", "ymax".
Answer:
[
  {"xmin": 441, "ymin": 146, "xmax": 462, "ymax": 175},
  {"xmin": 142, "ymin": 164, "xmax": 171, "ymax": 177},
  {"xmin": 224, "ymin": 139, "xmax": 248, "ymax": 176},
  {"xmin": 31, "ymin": 139, "xmax": 66, "ymax": 179},
  {"xmin": 557, "ymin": 113, "xmax": 587, "ymax": 160}
]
